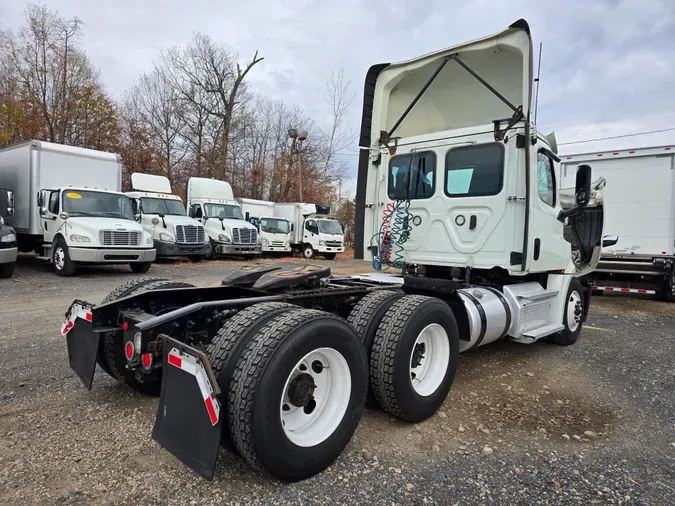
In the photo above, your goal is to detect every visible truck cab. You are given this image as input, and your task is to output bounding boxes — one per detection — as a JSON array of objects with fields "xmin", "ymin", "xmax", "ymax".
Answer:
[
  {"xmin": 38, "ymin": 187, "xmax": 155, "ymax": 276},
  {"xmin": 186, "ymin": 178, "xmax": 261, "ymax": 258},
  {"xmin": 301, "ymin": 213, "xmax": 345, "ymax": 260},
  {"xmin": 0, "ymin": 188, "xmax": 17, "ymax": 277},
  {"xmin": 127, "ymin": 174, "xmax": 209, "ymax": 260},
  {"xmin": 236, "ymin": 198, "xmax": 292, "ymax": 254}
]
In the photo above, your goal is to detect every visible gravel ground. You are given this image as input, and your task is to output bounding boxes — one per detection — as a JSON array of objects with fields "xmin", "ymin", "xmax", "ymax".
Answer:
[{"xmin": 1, "ymin": 256, "xmax": 675, "ymax": 505}]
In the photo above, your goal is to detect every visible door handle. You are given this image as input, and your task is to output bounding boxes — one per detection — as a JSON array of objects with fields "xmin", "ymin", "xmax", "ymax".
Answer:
[{"xmin": 469, "ymin": 215, "xmax": 477, "ymax": 230}]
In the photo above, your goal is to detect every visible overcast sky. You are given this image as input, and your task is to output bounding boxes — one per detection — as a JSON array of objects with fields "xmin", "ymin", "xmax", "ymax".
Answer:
[{"xmin": 2, "ymin": 0, "xmax": 674, "ymax": 197}]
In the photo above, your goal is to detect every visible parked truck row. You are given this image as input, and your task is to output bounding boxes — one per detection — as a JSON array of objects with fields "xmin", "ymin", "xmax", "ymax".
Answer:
[{"xmin": 0, "ymin": 140, "xmax": 346, "ymax": 277}]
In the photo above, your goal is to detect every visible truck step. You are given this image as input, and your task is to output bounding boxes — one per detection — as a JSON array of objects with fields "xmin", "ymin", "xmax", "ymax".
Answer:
[
  {"xmin": 35, "ymin": 256, "xmax": 50, "ymax": 261},
  {"xmin": 522, "ymin": 323, "xmax": 564, "ymax": 339},
  {"xmin": 517, "ymin": 290, "xmax": 559, "ymax": 302}
]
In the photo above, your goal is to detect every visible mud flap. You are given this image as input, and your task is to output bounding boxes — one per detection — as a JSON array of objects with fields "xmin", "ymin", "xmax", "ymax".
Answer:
[
  {"xmin": 63, "ymin": 301, "xmax": 98, "ymax": 390},
  {"xmin": 152, "ymin": 336, "xmax": 222, "ymax": 480}
]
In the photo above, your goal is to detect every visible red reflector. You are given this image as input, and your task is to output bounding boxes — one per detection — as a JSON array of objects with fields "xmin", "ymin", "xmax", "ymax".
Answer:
[
  {"xmin": 592, "ymin": 286, "xmax": 598, "ymax": 290},
  {"xmin": 597, "ymin": 154, "xmax": 603, "ymax": 157},
  {"xmin": 168, "ymin": 353, "xmax": 182, "ymax": 368},
  {"xmin": 85, "ymin": 313, "xmax": 92, "ymax": 322},
  {"xmin": 662, "ymin": 251, "xmax": 667, "ymax": 255},
  {"xmin": 566, "ymin": 156, "xmax": 572, "ymax": 159},
  {"xmin": 638, "ymin": 289, "xmax": 647, "ymax": 294},
  {"xmin": 629, "ymin": 150, "xmax": 635, "ymax": 154},
  {"xmin": 124, "ymin": 342, "xmax": 134, "ymax": 360},
  {"xmin": 122, "ymin": 322, "xmax": 129, "ymax": 331},
  {"xmin": 666, "ymin": 147, "xmax": 671, "ymax": 151},
  {"xmin": 612, "ymin": 152, "xmax": 618, "ymax": 155},
  {"xmin": 205, "ymin": 396, "xmax": 218, "ymax": 425},
  {"xmin": 606, "ymin": 287, "xmax": 614, "ymax": 291},
  {"xmin": 142, "ymin": 353, "xmax": 152, "ymax": 369},
  {"xmin": 621, "ymin": 288, "xmax": 630, "ymax": 293}
]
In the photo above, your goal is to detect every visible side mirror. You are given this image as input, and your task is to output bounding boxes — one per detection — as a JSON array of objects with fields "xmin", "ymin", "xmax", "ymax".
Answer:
[
  {"xmin": 291, "ymin": 223, "xmax": 294, "ymax": 232},
  {"xmin": 245, "ymin": 212, "xmax": 250, "ymax": 221},
  {"xmin": 575, "ymin": 164, "xmax": 592, "ymax": 207},
  {"xmin": 6, "ymin": 190, "xmax": 14, "ymax": 216},
  {"xmin": 37, "ymin": 192, "xmax": 45, "ymax": 208},
  {"xmin": 59, "ymin": 212, "xmax": 69, "ymax": 220},
  {"xmin": 602, "ymin": 235, "xmax": 619, "ymax": 248},
  {"xmin": 134, "ymin": 213, "xmax": 142, "ymax": 222}
]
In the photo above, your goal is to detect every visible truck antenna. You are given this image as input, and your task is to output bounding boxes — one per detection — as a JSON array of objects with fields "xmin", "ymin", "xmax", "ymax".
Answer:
[{"xmin": 534, "ymin": 42, "xmax": 543, "ymax": 124}]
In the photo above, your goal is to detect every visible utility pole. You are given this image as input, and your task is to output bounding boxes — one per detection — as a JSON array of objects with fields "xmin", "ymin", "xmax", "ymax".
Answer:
[{"xmin": 288, "ymin": 128, "xmax": 308, "ymax": 202}]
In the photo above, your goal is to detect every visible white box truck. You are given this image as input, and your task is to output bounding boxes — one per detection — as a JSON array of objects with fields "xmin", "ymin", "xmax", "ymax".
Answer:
[
  {"xmin": 0, "ymin": 140, "xmax": 156, "ymax": 276},
  {"xmin": 0, "ymin": 188, "xmax": 17, "ymax": 277},
  {"xmin": 236, "ymin": 198, "xmax": 292, "ymax": 254},
  {"xmin": 274, "ymin": 202, "xmax": 344, "ymax": 259},
  {"xmin": 127, "ymin": 173, "xmax": 209, "ymax": 260},
  {"xmin": 186, "ymin": 177, "xmax": 261, "ymax": 258},
  {"xmin": 560, "ymin": 145, "xmax": 675, "ymax": 299}
]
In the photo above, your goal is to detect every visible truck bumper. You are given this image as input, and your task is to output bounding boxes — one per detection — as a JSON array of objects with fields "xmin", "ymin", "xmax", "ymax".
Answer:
[
  {"xmin": 317, "ymin": 246, "xmax": 344, "ymax": 254},
  {"xmin": 69, "ymin": 247, "xmax": 157, "ymax": 263},
  {"xmin": 0, "ymin": 247, "xmax": 18, "ymax": 264},
  {"xmin": 154, "ymin": 240, "xmax": 210, "ymax": 258},
  {"xmin": 263, "ymin": 245, "xmax": 291, "ymax": 253},
  {"xmin": 215, "ymin": 243, "xmax": 261, "ymax": 255}
]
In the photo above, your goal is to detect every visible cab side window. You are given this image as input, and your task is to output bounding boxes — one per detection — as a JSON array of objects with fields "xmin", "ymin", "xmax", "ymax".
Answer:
[
  {"xmin": 48, "ymin": 191, "xmax": 59, "ymax": 214},
  {"xmin": 305, "ymin": 219, "xmax": 318, "ymax": 235},
  {"xmin": 537, "ymin": 152, "xmax": 556, "ymax": 207}
]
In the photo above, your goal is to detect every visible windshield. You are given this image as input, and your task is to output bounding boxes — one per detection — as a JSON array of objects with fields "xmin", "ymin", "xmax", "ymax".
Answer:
[
  {"xmin": 140, "ymin": 197, "xmax": 186, "ymax": 216},
  {"xmin": 204, "ymin": 204, "xmax": 244, "ymax": 220},
  {"xmin": 318, "ymin": 219, "xmax": 343, "ymax": 235},
  {"xmin": 260, "ymin": 218, "xmax": 290, "ymax": 234},
  {"xmin": 62, "ymin": 190, "xmax": 134, "ymax": 220}
]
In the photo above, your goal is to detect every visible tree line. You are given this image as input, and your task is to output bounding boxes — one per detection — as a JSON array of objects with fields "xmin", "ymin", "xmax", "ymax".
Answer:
[{"xmin": 0, "ymin": 3, "xmax": 357, "ymax": 214}]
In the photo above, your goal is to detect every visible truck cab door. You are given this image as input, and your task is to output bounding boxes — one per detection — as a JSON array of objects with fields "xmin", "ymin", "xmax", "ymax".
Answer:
[
  {"xmin": 559, "ymin": 173, "xmax": 607, "ymax": 275},
  {"xmin": 39, "ymin": 189, "xmax": 60, "ymax": 243},
  {"xmin": 304, "ymin": 219, "xmax": 318, "ymax": 243}
]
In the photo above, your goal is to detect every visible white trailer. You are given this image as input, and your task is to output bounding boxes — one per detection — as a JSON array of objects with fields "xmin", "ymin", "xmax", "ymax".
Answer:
[
  {"xmin": 186, "ymin": 178, "xmax": 260, "ymax": 258},
  {"xmin": 274, "ymin": 202, "xmax": 344, "ymax": 259},
  {"xmin": 0, "ymin": 140, "xmax": 155, "ymax": 276},
  {"xmin": 236, "ymin": 198, "xmax": 292, "ymax": 254},
  {"xmin": 560, "ymin": 145, "xmax": 675, "ymax": 299},
  {"xmin": 127, "ymin": 174, "xmax": 209, "ymax": 260}
]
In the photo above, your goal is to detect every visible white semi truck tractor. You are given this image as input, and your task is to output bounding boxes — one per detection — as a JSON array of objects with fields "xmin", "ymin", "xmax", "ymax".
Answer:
[
  {"xmin": 236, "ymin": 198, "xmax": 292, "ymax": 254},
  {"xmin": 127, "ymin": 173, "xmax": 209, "ymax": 261},
  {"xmin": 0, "ymin": 140, "xmax": 155, "ymax": 276},
  {"xmin": 186, "ymin": 177, "xmax": 261, "ymax": 258},
  {"xmin": 274, "ymin": 202, "xmax": 345, "ymax": 259},
  {"xmin": 63, "ymin": 20, "xmax": 612, "ymax": 483}
]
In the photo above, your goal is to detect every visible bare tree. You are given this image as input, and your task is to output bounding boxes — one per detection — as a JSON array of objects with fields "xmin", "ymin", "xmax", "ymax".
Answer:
[
  {"xmin": 161, "ymin": 34, "xmax": 263, "ymax": 181},
  {"xmin": 4, "ymin": 4, "xmax": 97, "ymax": 143}
]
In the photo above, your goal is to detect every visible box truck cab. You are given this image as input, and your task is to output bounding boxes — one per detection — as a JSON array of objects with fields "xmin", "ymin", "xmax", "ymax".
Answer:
[
  {"xmin": 127, "ymin": 173, "xmax": 209, "ymax": 260},
  {"xmin": 236, "ymin": 198, "xmax": 292, "ymax": 254},
  {"xmin": 0, "ymin": 188, "xmax": 17, "ymax": 277},
  {"xmin": 186, "ymin": 177, "xmax": 261, "ymax": 258},
  {"xmin": 274, "ymin": 203, "xmax": 345, "ymax": 260},
  {"xmin": 0, "ymin": 141, "xmax": 155, "ymax": 276}
]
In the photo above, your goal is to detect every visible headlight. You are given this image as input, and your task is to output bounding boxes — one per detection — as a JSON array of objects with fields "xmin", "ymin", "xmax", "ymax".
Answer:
[
  {"xmin": 218, "ymin": 234, "xmax": 231, "ymax": 243},
  {"xmin": 261, "ymin": 238, "xmax": 268, "ymax": 246},
  {"xmin": 146, "ymin": 237, "xmax": 153, "ymax": 245},
  {"xmin": 1, "ymin": 233, "xmax": 16, "ymax": 243},
  {"xmin": 319, "ymin": 240, "xmax": 326, "ymax": 246},
  {"xmin": 69, "ymin": 234, "xmax": 90, "ymax": 243},
  {"xmin": 159, "ymin": 232, "xmax": 174, "ymax": 242},
  {"xmin": 203, "ymin": 231, "xmax": 209, "ymax": 244}
]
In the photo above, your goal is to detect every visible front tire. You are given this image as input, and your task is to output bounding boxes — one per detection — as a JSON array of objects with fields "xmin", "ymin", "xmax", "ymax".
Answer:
[
  {"xmin": 302, "ymin": 245, "xmax": 314, "ymax": 259},
  {"xmin": 130, "ymin": 262, "xmax": 152, "ymax": 274},
  {"xmin": 53, "ymin": 239, "xmax": 77, "ymax": 277},
  {"xmin": 0, "ymin": 262, "xmax": 15, "ymax": 278},
  {"xmin": 227, "ymin": 309, "xmax": 368, "ymax": 481},
  {"xmin": 370, "ymin": 295, "xmax": 459, "ymax": 422},
  {"xmin": 551, "ymin": 278, "xmax": 585, "ymax": 345}
]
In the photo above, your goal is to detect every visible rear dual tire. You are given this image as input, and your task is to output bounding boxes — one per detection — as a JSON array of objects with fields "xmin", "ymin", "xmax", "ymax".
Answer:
[{"xmin": 223, "ymin": 308, "xmax": 368, "ymax": 481}]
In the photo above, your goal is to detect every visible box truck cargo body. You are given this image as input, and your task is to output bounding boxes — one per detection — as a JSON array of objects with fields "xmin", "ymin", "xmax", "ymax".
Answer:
[
  {"xmin": 560, "ymin": 145, "xmax": 675, "ymax": 299},
  {"xmin": 0, "ymin": 141, "xmax": 156, "ymax": 276}
]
